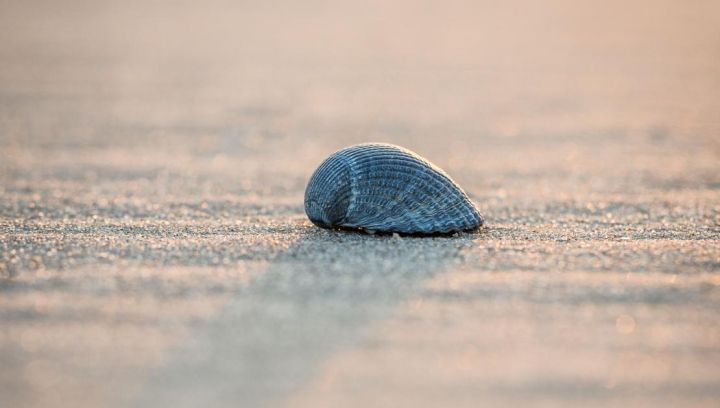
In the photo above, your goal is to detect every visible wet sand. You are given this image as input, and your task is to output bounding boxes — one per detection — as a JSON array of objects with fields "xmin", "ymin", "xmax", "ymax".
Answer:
[{"xmin": 1, "ymin": 1, "xmax": 719, "ymax": 407}]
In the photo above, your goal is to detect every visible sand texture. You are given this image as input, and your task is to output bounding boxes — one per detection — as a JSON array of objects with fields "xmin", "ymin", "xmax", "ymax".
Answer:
[{"xmin": 1, "ymin": 1, "xmax": 719, "ymax": 407}]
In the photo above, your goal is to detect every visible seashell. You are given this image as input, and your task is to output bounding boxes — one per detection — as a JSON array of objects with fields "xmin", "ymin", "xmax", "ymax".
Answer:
[{"xmin": 304, "ymin": 143, "xmax": 483, "ymax": 234}]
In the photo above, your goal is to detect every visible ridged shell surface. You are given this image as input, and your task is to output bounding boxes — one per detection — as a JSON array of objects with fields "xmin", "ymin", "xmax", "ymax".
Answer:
[{"xmin": 304, "ymin": 143, "xmax": 483, "ymax": 234}]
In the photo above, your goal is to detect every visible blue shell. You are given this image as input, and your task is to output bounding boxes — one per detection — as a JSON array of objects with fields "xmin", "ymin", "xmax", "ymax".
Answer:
[{"xmin": 304, "ymin": 143, "xmax": 483, "ymax": 234}]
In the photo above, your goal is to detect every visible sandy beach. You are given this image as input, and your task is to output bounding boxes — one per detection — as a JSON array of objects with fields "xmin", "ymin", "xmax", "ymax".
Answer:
[{"xmin": 1, "ymin": 1, "xmax": 719, "ymax": 406}]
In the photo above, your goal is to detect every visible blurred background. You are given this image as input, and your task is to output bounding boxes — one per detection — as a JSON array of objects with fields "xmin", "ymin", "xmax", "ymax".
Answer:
[
  {"xmin": 2, "ymin": 0, "xmax": 718, "ymax": 166},
  {"xmin": 2, "ymin": 0, "xmax": 719, "ymax": 204},
  {"xmin": 1, "ymin": 1, "xmax": 719, "ymax": 407}
]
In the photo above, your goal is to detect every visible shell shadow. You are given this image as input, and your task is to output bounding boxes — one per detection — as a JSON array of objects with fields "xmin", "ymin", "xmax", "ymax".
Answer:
[
  {"xmin": 333, "ymin": 225, "xmax": 485, "ymax": 237},
  {"xmin": 129, "ymin": 225, "xmax": 483, "ymax": 407}
]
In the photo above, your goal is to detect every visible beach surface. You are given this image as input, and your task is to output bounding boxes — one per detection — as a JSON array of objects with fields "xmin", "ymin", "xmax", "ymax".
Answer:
[{"xmin": 1, "ymin": 1, "xmax": 719, "ymax": 407}]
